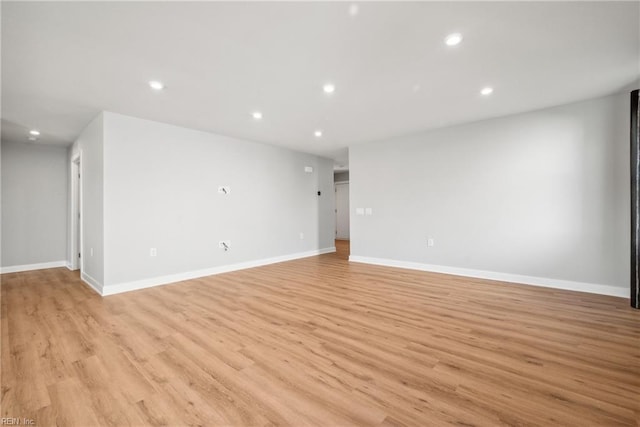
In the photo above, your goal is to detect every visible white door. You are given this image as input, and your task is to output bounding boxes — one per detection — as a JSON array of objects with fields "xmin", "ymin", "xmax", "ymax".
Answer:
[
  {"xmin": 335, "ymin": 183, "xmax": 350, "ymax": 240},
  {"xmin": 76, "ymin": 166, "xmax": 81, "ymax": 268}
]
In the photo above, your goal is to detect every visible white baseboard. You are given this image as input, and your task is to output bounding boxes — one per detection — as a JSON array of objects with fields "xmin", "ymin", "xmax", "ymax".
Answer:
[
  {"xmin": 349, "ymin": 255, "xmax": 628, "ymax": 298},
  {"xmin": 81, "ymin": 272, "xmax": 103, "ymax": 295},
  {"xmin": 102, "ymin": 247, "xmax": 337, "ymax": 296},
  {"xmin": 0, "ymin": 260, "xmax": 67, "ymax": 274}
]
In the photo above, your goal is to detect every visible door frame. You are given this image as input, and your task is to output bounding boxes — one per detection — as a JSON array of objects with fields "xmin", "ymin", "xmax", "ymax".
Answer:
[{"xmin": 70, "ymin": 153, "xmax": 83, "ymax": 272}]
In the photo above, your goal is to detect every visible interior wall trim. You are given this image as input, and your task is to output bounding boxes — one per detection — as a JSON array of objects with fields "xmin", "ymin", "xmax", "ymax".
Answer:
[
  {"xmin": 0, "ymin": 260, "xmax": 67, "ymax": 274},
  {"xmin": 101, "ymin": 247, "xmax": 337, "ymax": 296},
  {"xmin": 349, "ymin": 255, "xmax": 628, "ymax": 298}
]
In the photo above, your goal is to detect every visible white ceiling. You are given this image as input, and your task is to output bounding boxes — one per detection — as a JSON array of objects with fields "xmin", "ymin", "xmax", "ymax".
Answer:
[{"xmin": 2, "ymin": 1, "xmax": 639, "ymax": 168}]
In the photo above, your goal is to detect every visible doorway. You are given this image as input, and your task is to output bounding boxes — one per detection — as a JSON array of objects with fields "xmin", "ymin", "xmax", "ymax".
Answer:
[
  {"xmin": 335, "ymin": 182, "xmax": 350, "ymax": 240},
  {"xmin": 70, "ymin": 155, "xmax": 82, "ymax": 271}
]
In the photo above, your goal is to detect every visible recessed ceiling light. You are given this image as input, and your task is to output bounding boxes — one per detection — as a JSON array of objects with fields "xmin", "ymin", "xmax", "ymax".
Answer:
[
  {"xmin": 323, "ymin": 83, "xmax": 335, "ymax": 94},
  {"xmin": 314, "ymin": 130, "xmax": 323, "ymax": 138},
  {"xmin": 148, "ymin": 80, "xmax": 165, "ymax": 90},
  {"xmin": 348, "ymin": 4, "xmax": 359, "ymax": 16},
  {"xmin": 252, "ymin": 111, "xmax": 263, "ymax": 120},
  {"xmin": 480, "ymin": 87, "xmax": 494, "ymax": 96},
  {"xmin": 29, "ymin": 129, "xmax": 40, "ymax": 136},
  {"xmin": 445, "ymin": 33, "xmax": 463, "ymax": 46}
]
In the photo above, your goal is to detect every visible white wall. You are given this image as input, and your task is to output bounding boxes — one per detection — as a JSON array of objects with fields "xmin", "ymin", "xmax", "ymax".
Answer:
[
  {"xmin": 1, "ymin": 141, "xmax": 68, "ymax": 270},
  {"xmin": 70, "ymin": 113, "xmax": 105, "ymax": 287},
  {"xmin": 102, "ymin": 112, "xmax": 334, "ymax": 291},
  {"xmin": 350, "ymin": 93, "xmax": 629, "ymax": 296}
]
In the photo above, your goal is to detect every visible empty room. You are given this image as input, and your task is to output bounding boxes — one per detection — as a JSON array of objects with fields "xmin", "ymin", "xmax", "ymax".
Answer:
[{"xmin": 1, "ymin": 1, "xmax": 639, "ymax": 426}]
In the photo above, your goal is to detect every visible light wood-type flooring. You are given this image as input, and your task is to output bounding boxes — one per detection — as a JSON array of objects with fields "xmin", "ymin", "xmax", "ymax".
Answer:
[{"xmin": 2, "ymin": 241, "xmax": 639, "ymax": 426}]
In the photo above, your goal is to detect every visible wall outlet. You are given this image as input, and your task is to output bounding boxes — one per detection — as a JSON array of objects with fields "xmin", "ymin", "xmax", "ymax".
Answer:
[
  {"xmin": 219, "ymin": 240, "xmax": 231, "ymax": 251},
  {"xmin": 427, "ymin": 238, "xmax": 435, "ymax": 247},
  {"xmin": 218, "ymin": 186, "xmax": 231, "ymax": 194},
  {"xmin": 356, "ymin": 208, "xmax": 365, "ymax": 216},
  {"xmin": 150, "ymin": 248, "xmax": 157, "ymax": 256},
  {"xmin": 90, "ymin": 248, "xmax": 94, "ymax": 257},
  {"xmin": 304, "ymin": 166, "xmax": 313, "ymax": 173},
  {"xmin": 299, "ymin": 232, "xmax": 304, "ymax": 240},
  {"xmin": 365, "ymin": 207, "xmax": 373, "ymax": 216}
]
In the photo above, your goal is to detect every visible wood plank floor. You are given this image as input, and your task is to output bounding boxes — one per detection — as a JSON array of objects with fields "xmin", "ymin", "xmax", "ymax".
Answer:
[{"xmin": 2, "ymin": 241, "xmax": 639, "ymax": 426}]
